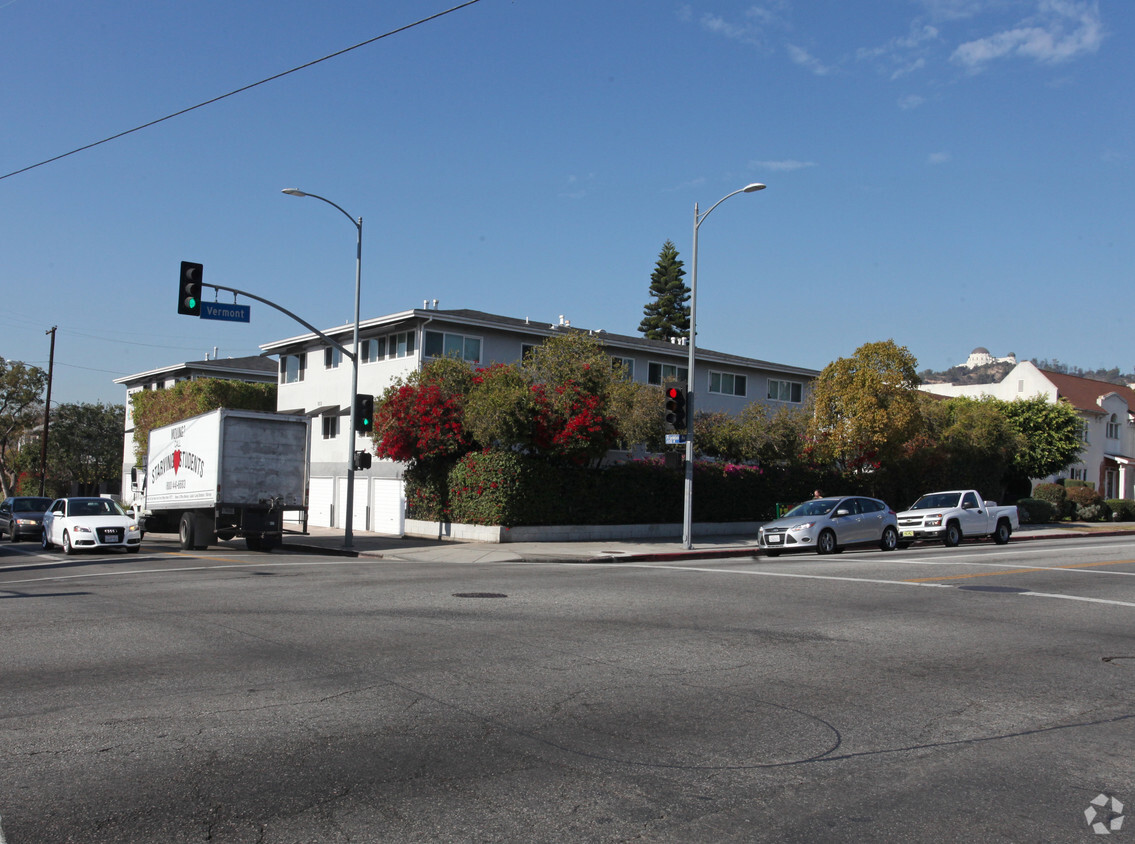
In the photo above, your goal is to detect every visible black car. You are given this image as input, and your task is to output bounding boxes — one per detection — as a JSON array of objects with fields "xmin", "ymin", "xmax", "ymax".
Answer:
[{"xmin": 0, "ymin": 496, "xmax": 54, "ymax": 542}]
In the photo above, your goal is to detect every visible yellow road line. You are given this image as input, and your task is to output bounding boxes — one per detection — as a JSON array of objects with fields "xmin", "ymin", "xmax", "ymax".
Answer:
[{"xmin": 904, "ymin": 559, "xmax": 1135, "ymax": 583}]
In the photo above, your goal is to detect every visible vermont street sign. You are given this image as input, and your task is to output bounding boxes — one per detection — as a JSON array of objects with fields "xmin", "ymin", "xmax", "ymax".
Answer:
[{"xmin": 200, "ymin": 302, "xmax": 251, "ymax": 323}]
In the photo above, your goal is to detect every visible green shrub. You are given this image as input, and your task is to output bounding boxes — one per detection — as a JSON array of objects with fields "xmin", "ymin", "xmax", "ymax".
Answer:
[
  {"xmin": 1076, "ymin": 503, "xmax": 1109, "ymax": 522},
  {"xmin": 1106, "ymin": 499, "xmax": 1135, "ymax": 522},
  {"xmin": 1032, "ymin": 483, "xmax": 1073, "ymax": 519},
  {"xmin": 1017, "ymin": 497, "xmax": 1055, "ymax": 524}
]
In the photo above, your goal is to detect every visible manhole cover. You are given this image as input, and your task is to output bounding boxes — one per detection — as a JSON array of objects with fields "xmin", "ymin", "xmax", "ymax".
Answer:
[{"xmin": 453, "ymin": 592, "xmax": 507, "ymax": 599}]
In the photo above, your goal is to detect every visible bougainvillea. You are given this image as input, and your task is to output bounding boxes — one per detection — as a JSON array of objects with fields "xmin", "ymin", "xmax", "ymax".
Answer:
[{"xmin": 373, "ymin": 381, "xmax": 471, "ymax": 463}]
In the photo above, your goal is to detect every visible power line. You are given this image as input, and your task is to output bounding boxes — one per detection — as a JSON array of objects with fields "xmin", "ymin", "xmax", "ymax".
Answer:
[{"xmin": 1, "ymin": 0, "xmax": 484, "ymax": 182}]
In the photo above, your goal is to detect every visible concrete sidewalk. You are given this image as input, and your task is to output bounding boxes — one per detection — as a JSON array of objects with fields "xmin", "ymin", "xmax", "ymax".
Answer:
[{"xmin": 281, "ymin": 520, "xmax": 1135, "ymax": 565}]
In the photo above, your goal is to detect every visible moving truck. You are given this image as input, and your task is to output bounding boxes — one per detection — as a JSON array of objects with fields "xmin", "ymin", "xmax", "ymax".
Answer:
[{"xmin": 131, "ymin": 409, "xmax": 309, "ymax": 551}]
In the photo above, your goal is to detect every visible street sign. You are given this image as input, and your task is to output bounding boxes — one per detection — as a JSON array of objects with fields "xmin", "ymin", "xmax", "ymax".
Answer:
[
  {"xmin": 665, "ymin": 433, "xmax": 687, "ymax": 445},
  {"xmin": 200, "ymin": 302, "xmax": 251, "ymax": 323}
]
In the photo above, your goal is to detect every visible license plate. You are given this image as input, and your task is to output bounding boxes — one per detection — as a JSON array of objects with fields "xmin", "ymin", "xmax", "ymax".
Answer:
[
  {"xmin": 767, "ymin": 534, "xmax": 783, "ymax": 544},
  {"xmin": 104, "ymin": 530, "xmax": 121, "ymax": 541},
  {"xmin": 901, "ymin": 530, "xmax": 914, "ymax": 537}
]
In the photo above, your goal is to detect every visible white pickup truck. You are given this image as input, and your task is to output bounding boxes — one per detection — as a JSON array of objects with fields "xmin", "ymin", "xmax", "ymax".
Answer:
[{"xmin": 896, "ymin": 490, "xmax": 1019, "ymax": 548}]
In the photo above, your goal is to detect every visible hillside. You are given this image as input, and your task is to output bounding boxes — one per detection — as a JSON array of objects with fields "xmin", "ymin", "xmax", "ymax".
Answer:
[{"xmin": 919, "ymin": 359, "xmax": 1135, "ymax": 387}]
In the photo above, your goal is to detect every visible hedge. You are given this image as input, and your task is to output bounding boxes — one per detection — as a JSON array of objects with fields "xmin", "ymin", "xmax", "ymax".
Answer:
[{"xmin": 404, "ymin": 452, "xmax": 823, "ymax": 527}]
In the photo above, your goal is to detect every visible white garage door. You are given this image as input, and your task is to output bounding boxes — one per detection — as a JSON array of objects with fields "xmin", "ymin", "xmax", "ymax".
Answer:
[
  {"xmin": 371, "ymin": 479, "xmax": 405, "ymax": 536},
  {"xmin": 308, "ymin": 477, "xmax": 334, "ymax": 527},
  {"xmin": 336, "ymin": 477, "xmax": 369, "ymax": 531}
]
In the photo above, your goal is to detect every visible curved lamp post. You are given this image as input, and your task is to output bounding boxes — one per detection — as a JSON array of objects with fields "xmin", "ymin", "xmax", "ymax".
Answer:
[
  {"xmin": 282, "ymin": 188, "xmax": 363, "ymax": 549},
  {"xmin": 683, "ymin": 182, "xmax": 766, "ymax": 549}
]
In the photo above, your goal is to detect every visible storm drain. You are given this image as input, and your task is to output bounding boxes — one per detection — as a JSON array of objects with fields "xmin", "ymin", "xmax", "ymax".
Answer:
[{"xmin": 453, "ymin": 592, "xmax": 508, "ymax": 599}]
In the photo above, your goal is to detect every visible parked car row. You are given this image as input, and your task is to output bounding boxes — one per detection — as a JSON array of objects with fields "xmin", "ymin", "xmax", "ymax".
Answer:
[
  {"xmin": 0, "ymin": 496, "xmax": 142, "ymax": 554},
  {"xmin": 757, "ymin": 489, "xmax": 1019, "ymax": 556}
]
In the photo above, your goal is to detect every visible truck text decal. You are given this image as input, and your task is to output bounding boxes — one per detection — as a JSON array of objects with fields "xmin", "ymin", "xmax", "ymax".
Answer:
[{"xmin": 151, "ymin": 448, "xmax": 205, "ymax": 485}]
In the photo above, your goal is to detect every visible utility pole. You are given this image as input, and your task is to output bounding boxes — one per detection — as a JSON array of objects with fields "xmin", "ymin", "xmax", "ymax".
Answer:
[{"xmin": 40, "ymin": 326, "xmax": 56, "ymax": 496}]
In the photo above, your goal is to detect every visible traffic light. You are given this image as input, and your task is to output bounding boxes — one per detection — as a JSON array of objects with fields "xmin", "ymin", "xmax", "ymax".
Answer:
[
  {"xmin": 353, "ymin": 450, "xmax": 372, "ymax": 470},
  {"xmin": 353, "ymin": 393, "xmax": 374, "ymax": 435},
  {"xmin": 177, "ymin": 261, "xmax": 203, "ymax": 317},
  {"xmin": 664, "ymin": 385, "xmax": 687, "ymax": 431}
]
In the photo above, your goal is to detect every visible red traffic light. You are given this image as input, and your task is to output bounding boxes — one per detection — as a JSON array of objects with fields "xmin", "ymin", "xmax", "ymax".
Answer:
[{"xmin": 666, "ymin": 387, "xmax": 680, "ymax": 399}]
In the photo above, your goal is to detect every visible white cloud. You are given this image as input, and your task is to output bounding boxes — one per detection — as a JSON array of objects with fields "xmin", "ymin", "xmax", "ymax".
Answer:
[
  {"xmin": 951, "ymin": 0, "xmax": 1104, "ymax": 70},
  {"xmin": 749, "ymin": 159, "xmax": 817, "ymax": 172},
  {"xmin": 786, "ymin": 44, "xmax": 834, "ymax": 76}
]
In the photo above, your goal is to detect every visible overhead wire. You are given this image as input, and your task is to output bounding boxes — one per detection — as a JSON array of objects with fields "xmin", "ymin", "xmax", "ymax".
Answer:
[{"xmin": 0, "ymin": 0, "xmax": 483, "ymax": 182}]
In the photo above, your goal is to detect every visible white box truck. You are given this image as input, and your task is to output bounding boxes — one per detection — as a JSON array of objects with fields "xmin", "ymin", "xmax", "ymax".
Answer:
[{"xmin": 131, "ymin": 408, "xmax": 309, "ymax": 551}]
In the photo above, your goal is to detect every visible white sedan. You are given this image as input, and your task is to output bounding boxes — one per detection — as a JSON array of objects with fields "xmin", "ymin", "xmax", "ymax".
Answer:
[{"xmin": 42, "ymin": 497, "xmax": 142, "ymax": 554}]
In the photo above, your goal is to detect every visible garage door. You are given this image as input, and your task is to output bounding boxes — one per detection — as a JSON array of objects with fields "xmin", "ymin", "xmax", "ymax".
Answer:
[
  {"xmin": 308, "ymin": 477, "xmax": 334, "ymax": 527},
  {"xmin": 371, "ymin": 479, "xmax": 405, "ymax": 536}
]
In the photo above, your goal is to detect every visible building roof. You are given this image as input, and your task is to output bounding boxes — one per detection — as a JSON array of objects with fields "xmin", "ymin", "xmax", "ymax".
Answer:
[
  {"xmin": 114, "ymin": 355, "xmax": 277, "ymax": 387},
  {"xmin": 259, "ymin": 307, "xmax": 820, "ymax": 378},
  {"xmin": 1041, "ymin": 369, "xmax": 1135, "ymax": 416}
]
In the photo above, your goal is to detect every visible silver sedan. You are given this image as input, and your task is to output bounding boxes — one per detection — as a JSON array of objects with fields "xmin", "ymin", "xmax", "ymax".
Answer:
[{"xmin": 758, "ymin": 496, "xmax": 899, "ymax": 556}]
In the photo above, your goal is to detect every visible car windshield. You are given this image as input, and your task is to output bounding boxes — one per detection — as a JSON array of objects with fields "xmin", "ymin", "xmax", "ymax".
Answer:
[
  {"xmin": 13, "ymin": 497, "xmax": 52, "ymax": 512},
  {"xmin": 909, "ymin": 493, "xmax": 962, "ymax": 510},
  {"xmin": 783, "ymin": 499, "xmax": 841, "ymax": 518},
  {"xmin": 72, "ymin": 498, "xmax": 124, "ymax": 517}
]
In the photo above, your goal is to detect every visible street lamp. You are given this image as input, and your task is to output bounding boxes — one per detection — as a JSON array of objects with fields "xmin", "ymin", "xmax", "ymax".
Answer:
[
  {"xmin": 282, "ymin": 188, "xmax": 363, "ymax": 549},
  {"xmin": 683, "ymin": 182, "xmax": 765, "ymax": 549}
]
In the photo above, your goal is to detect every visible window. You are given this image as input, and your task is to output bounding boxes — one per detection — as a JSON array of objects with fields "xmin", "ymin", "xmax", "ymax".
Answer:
[
  {"xmin": 361, "ymin": 337, "xmax": 387, "ymax": 363},
  {"xmin": 321, "ymin": 414, "xmax": 339, "ymax": 440},
  {"xmin": 424, "ymin": 330, "xmax": 482, "ymax": 363},
  {"xmin": 612, "ymin": 357, "xmax": 635, "ymax": 379},
  {"xmin": 324, "ymin": 347, "xmax": 341, "ymax": 369},
  {"xmin": 647, "ymin": 362, "xmax": 688, "ymax": 386},
  {"xmin": 1069, "ymin": 466, "xmax": 1086, "ymax": 481},
  {"xmin": 281, "ymin": 353, "xmax": 306, "ymax": 384},
  {"xmin": 1079, "ymin": 419, "xmax": 1090, "ymax": 443},
  {"xmin": 767, "ymin": 379, "xmax": 803, "ymax": 403},
  {"xmin": 1107, "ymin": 414, "xmax": 1120, "ymax": 440},
  {"xmin": 390, "ymin": 331, "xmax": 416, "ymax": 359},
  {"xmin": 709, "ymin": 371, "xmax": 747, "ymax": 397}
]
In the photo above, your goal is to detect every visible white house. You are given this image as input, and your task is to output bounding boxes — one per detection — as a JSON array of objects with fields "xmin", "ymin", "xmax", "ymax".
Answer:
[
  {"xmin": 924, "ymin": 361, "xmax": 1135, "ymax": 498},
  {"xmin": 113, "ymin": 355, "xmax": 278, "ymax": 500},
  {"xmin": 259, "ymin": 306, "xmax": 820, "ymax": 534}
]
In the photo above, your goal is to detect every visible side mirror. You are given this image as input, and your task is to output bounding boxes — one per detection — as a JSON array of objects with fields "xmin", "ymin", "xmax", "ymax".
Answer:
[{"xmin": 834, "ymin": 509, "xmax": 850, "ymax": 518}]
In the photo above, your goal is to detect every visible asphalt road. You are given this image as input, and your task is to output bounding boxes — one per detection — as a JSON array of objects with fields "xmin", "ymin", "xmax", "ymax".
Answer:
[{"xmin": 1, "ymin": 535, "xmax": 1133, "ymax": 842}]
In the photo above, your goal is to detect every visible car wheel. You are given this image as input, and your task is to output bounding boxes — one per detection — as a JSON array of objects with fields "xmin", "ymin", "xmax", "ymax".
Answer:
[
  {"xmin": 179, "ymin": 513, "xmax": 195, "ymax": 551},
  {"xmin": 880, "ymin": 526, "xmax": 898, "ymax": 552},
  {"xmin": 42, "ymin": 529, "xmax": 53, "ymax": 551},
  {"xmin": 9, "ymin": 527, "xmax": 19, "ymax": 543},
  {"xmin": 62, "ymin": 530, "xmax": 74, "ymax": 555},
  {"xmin": 944, "ymin": 522, "xmax": 962, "ymax": 548},
  {"xmin": 994, "ymin": 520, "xmax": 1011, "ymax": 545},
  {"xmin": 816, "ymin": 529, "xmax": 837, "ymax": 555}
]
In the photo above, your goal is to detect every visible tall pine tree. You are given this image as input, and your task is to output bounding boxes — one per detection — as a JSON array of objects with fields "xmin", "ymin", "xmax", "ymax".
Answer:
[{"xmin": 638, "ymin": 240, "xmax": 690, "ymax": 340}]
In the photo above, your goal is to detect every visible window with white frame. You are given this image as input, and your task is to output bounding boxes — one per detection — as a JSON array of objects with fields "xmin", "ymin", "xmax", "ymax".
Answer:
[
  {"xmin": 281, "ymin": 353, "xmax": 306, "ymax": 384},
  {"xmin": 709, "ymin": 371, "xmax": 747, "ymax": 397},
  {"xmin": 647, "ymin": 362, "xmax": 688, "ymax": 386},
  {"xmin": 424, "ymin": 330, "xmax": 482, "ymax": 363},
  {"xmin": 1069, "ymin": 466, "xmax": 1087, "ymax": 481},
  {"xmin": 1079, "ymin": 419, "xmax": 1090, "ymax": 443},
  {"xmin": 324, "ymin": 347, "xmax": 341, "ymax": 369},
  {"xmin": 1107, "ymin": 414, "xmax": 1120, "ymax": 440},
  {"xmin": 613, "ymin": 357, "xmax": 634, "ymax": 379},
  {"xmin": 767, "ymin": 379, "xmax": 803, "ymax": 403},
  {"xmin": 390, "ymin": 330, "xmax": 416, "ymax": 359},
  {"xmin": 361, "ymin": 337, "xmax": 387, "ymax": 363},
  {"xmin": 321, "ymin": 414, "xmax": 339, "ymax": 440}
]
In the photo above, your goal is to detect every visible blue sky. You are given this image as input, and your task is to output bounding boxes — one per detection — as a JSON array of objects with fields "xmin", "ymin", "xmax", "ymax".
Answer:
[{"xmin": 2, "ymin": 0, "xmax": 1129, "ymax": 405}]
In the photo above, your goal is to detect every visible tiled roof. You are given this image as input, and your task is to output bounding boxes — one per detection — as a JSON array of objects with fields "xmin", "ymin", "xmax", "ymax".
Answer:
[{"xmin": 1040, "ymin": 369, "xmax": 1135, "ymax": 415}]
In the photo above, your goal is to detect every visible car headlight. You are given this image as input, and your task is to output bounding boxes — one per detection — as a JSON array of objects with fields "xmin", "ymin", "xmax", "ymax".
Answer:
[
  {"xmin": 925, "ymin": 515, "xmax": 943, "ymax": 527},
  {"xmin": 128, "ymin": 524, "xmax": 140, "ymax": 533},
  {"xmin": 789, "ymin": 522, "xmax": 816, "ymax": 532},
  {"xmin": 15, "ymin": 518, "xmax": 35, "ymax": 526},
  {"xmin": 73, "ymin": 524, "xmax": 93, "ymax": 533}
]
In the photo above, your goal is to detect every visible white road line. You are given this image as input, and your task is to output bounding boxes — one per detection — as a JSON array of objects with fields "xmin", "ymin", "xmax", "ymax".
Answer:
[
  {"xmin": 624, "ymin": 563, "xmax": 954, "ymax": 589},
  {"xmin": 1, "ymin": 812, "xmax": 8, "ymax": 844},
  {"xmin": 1021, "ymin": 591, "xmax": 1135, "ymax": 609}
]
